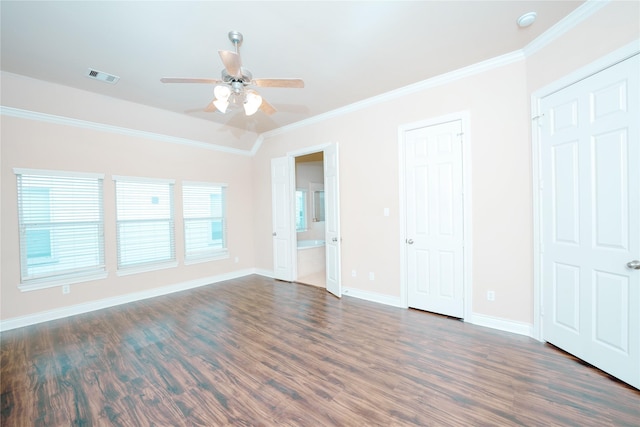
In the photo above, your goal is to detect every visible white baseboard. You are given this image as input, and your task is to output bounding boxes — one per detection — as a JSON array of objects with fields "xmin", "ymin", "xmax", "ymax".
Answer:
[
  {"xmin": 0, "ymin": 269, "xmax": 256, "ymax": 332},
  {"xmin": 342, "ymin": 287, "xmax": 404, "ymax": 308},
  {"xmin": 466, "ymin": 312, "xmax": 533, "ymax": 337},
  {"xmin": 342, "ymin": 289, "xmax": 533, "ymax": 338},
  {"xmin": 254, "ymin": 269, "xmax": 275, "ymax": 278},
  {"xmin": 1, "ymin": 270, "xmax": 534, "ymax": 340}
]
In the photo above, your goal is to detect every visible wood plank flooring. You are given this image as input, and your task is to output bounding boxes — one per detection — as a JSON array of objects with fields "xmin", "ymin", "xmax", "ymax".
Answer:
[{"xmin": 1, "ymin": 275, "xmax": 639, "ymax": 426}]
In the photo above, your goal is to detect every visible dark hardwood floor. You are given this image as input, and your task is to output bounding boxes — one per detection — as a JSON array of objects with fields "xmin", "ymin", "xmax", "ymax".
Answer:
[{"xmin": 1, "ymin": 275, "xmax": 638, "ymax": 426}]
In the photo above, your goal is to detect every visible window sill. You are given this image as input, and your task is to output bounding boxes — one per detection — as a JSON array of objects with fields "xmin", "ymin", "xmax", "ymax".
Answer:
[
  {"xmin": 116, "ymin": 261, "xmax": 178, "ymax": 277},
  {"xmin": 184, "ymin": 251, "xmax": 229, "ymax": 265},
  {"xmin": 19, "ymin": 271, "xmax": 108, "ymax": 292}
]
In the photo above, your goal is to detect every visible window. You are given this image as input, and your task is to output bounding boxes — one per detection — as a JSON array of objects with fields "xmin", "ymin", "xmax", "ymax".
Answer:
[
  {"xmin": 295, "ymin": 189, "xmax": 307, "ymax": 231},
  {"xmin": 114, "ymin": 176, "xmax": 176, "ymax": 272},
  {"xmin": 15, "ymin": 169, "xmax": 106, "ymax": 290},
  {"xmin": 183, "ymin": 182, "xmax": 227, "ymax": 262}
]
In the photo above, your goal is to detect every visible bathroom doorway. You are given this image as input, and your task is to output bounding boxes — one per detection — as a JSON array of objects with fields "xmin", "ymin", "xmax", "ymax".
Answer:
[
  {"xmin": 294, "ymin": 152, "xmax": 326, "ymax": 287},
  {"xmin": 271, "ymin": 142, "xmax": 341, "ymax": 296}
]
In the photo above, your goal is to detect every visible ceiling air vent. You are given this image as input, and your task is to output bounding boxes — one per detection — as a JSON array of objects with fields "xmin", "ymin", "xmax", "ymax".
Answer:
[{"xmin": 85, "ymin": 68, "xmax": 120, "ymax": 84}]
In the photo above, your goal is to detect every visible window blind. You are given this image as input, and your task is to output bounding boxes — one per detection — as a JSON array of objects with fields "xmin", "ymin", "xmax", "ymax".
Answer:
[
  {"xmin": 114, "ymin": 177, "xmax": 175, "ymax": 270},
  {"xmin": 15, "ymin": 169, "xmax": 105, "ymax": 287},
  {"xmin": 183, "ymin": 182, "xmax": 227, "ymax": 261}
]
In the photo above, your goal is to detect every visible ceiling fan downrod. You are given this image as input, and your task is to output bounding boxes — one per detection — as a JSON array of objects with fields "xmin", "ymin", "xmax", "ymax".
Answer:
[{"xmin": 228, "ymin": 31, "xmax": 243, "ymax": 54}]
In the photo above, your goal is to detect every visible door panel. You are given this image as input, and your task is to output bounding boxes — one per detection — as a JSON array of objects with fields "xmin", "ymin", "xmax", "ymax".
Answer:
[
  {"xmin": 271, "ymin": 157, "xmax": 294, "ymax": 281},
  {"xmin": 540, "ymin": 54, "xmax": 639, "ymax": 388},
  {"xmin": 405, "ymin": 120, "xmax": 464, "ymax": 317},
  {"xmin": 553, "ymin": 262, "xmax": 580, "ymax": 332},
  {"xmin": 324, "ymin": 143, "xmax": 341, "ymax": 297},
  {"xmin": 551, "ymin": 141, "xmax": 579, "ymax": 244},
  {"xmin": 593, "ymin": 130, "xmax": 628, "ymax": 249}
]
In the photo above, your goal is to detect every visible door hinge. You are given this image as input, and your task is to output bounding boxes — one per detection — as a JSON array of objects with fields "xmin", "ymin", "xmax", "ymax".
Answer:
[{"xmin": 532, "ymin": 113, "xmax": 546, "ymax": 129}]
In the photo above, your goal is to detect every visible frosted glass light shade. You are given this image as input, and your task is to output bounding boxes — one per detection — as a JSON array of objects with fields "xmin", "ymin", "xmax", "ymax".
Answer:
[
  {"xmin": 244, "ymin": 91, "xmax": 262, "ymax": 116},
  {"xmin": 213, "ymin": 98, "xmax": 229, "ymax": 113},
  {"xmin": 214, "ymin": 85, "xmax": 231, "ymax": 100},
  {"xmin": 212, "ymin": 85, "xmax": 231, "ymax": 113}
]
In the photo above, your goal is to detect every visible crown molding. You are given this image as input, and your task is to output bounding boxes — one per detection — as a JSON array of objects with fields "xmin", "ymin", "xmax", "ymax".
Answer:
[
  {"xmin": 249, "ymin": 134, "xmax": 265, "ymax": 156},
  {"xmin": 262, "ymin": 49, "xmax": 525, "ymax": 141},
  {"xmin": 259, "ymin": 0, "xmax": 612, "ymax": 146},
  {"xmin": 522, "ymin": 0, "xmax": 610, "ymax": 57},
  {"xmin": 0, "ymin": 0, "xmax": 615, "ymax": 157},
  {"xmin": 0, "ymin": 106, "xmax": 253, "ymax": 156}
]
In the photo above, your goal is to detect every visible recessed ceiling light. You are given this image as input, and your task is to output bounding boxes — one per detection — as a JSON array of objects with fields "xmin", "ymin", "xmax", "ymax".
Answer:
[{"xmin": 517, "ymin": 12, "xmax": 537, "ymax": 28}]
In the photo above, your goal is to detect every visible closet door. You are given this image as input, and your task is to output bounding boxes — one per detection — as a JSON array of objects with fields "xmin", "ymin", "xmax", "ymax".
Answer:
[{"xmin": 540, "ymin": 55, "xmax": 639, "ymax": 388}]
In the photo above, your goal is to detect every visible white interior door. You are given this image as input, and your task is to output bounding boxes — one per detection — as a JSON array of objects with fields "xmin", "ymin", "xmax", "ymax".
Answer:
[
  {"xmin": 405, "ymin": 120, "xmax": 464, "ymax": 317},
  {"xmin": 540, "ymin": 55, "xmax": 639, "ymax": 388},
  {"xmin": 324, "ymin": 143, "xmax": 342, "ymax": 297},
  {"xmin": 271, "ymin": 157, "xmax": 294, "ymax": 281}
]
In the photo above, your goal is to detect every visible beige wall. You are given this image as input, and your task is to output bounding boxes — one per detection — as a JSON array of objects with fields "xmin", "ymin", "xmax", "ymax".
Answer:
[
  {"xmin": 1, "ymin": 110, "xmax": 255, "ymax": 320},
  {"xmin": 1, "ymin": 1, "xmax": 638, "ymax": 327},
  {"xmin": 252, "ymin": 1, "xmax": 639, "ymax": 324},
  {"xmin": 252, "ymin": 61, "xmax": 533, "ymax": 321},
  {"xmin": 1, "ymin": 72, "xmax": 259, "ymax": 151},
  {"xmin": 526, "ymin": 0, "xmax": 639, "ymax": 92}
]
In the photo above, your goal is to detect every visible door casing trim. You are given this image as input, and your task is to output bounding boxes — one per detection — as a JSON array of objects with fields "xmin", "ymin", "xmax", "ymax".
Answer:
[
  {"xmin": 398, "ymin": 111, "xmax": 473, "ymax": 321},
  {"xmin": 285, "ymin": 142, "xmax": 336, "ymax": 287},
  {"xmin": 530, "ymin": 40, "xmax": 640, "ymax": 341}
]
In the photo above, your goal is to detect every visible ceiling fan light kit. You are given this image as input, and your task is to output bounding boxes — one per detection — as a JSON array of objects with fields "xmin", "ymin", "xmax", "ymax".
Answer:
[
  {"xmin": 161, "ymin": 31, "xmax": 304, "ymax": 116},
  {"xmin": 243, "ymin": 90, "xmax": 263, "ymax": 116}
]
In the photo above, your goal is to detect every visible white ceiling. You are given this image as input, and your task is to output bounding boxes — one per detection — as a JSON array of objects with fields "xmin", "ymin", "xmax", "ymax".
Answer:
[{"xmin": 1, "ymin": 1, "xmax": 584, "ymax": 135}]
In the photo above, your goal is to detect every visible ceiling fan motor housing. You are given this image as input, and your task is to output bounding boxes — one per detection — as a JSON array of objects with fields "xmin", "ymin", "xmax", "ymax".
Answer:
[
  {"xmin": 221, "ymin": 69, "xmax": 252, "ymax": 85},
  {"xmin": 160, "ymin": 30, "xmax": 303, "ymax": 116}
]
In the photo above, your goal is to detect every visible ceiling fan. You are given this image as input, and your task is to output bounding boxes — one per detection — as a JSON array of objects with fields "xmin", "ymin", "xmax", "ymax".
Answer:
[{"xmin": 161, "ymin": 31, "xmax": 304, "ymax": 116}]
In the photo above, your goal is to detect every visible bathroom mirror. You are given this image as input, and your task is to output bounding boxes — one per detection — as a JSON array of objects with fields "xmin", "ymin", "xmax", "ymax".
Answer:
[{"xmin": 313, "ymin": 190, "xmax": 325, "ymax": 222}]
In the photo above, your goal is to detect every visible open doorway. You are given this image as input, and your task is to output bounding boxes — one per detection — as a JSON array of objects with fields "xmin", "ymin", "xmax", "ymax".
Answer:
[
  {"xmin": 294, "ymin": 152, "xmax": 325, "ymax": 287},
  {"xmin": 271, "ymin": 142, "xmax": 341, "ymax": 297}
]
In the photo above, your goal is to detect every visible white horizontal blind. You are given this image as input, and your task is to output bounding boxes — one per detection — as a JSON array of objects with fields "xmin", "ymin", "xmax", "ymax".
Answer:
[
  {"xmin": 114, "ymin": 177, "xmax": 175, "ymax": 270},
  {"xmin": 183, "ymin": 182, "xmax": 227, "ymax": 261},
  {"xmin": 16, "ymin": 170, "xmax": 105, "ymax": 285}
]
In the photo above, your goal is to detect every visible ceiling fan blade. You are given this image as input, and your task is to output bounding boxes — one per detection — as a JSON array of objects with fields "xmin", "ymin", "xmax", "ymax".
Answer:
[
  {"xmin": 259, "ymin": 98, "xmax": 277, "ymax": 115},
  {"xmin": 161, "ymin": 77, "xmax": 222, "ymax": 84},
  {"xmin": 219, "ymin": 50, "xmax": 242, "ymax": 78},
  {"xmin": 253, "ymin": 78, "xmax": 304, "ymax": 88}
]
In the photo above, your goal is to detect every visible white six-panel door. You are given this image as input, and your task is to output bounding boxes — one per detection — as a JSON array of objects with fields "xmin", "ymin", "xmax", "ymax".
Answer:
[
  {"xmin": 271, "ymin": 157, "xmax": 294, "ymax": 281},
  {"xmin": 324, "ymin": 143, "xmax": 342, "ymax": 298},
  {"xmin": 405, "ymin": 120, "xmax": 464, "ymax": 317},
  {"xmin": 539, "ymin": 54, "xmax": 639, "ymax": 388}
]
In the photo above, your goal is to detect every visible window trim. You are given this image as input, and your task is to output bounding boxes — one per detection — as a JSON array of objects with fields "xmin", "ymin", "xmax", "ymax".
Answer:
[
  {"xmin": 182, "ymin": 180, "xmax": 229, "ymax": 264},
  {"xmin": 113, "ymin": 175, "xmax": 176, "ymax": 274},
  {"xmin": 14, "ymin": 168, "xmax": 107, "ymax": 292}
]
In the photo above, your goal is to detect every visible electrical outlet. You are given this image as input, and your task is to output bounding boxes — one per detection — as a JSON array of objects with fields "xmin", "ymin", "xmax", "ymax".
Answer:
[
  {"xmin": 62, "ymin": 285, "xmax": 70, "ymax": 295},
  {"xmin": 234, "ymin": 257, "xmax": 239, "ymax": 263},
  {"xmin": 369, "ymin": 272, "xmax": 375, "ymax": 281},
  {"xmin": 352, "ymin": 269, "xmax": 357, "ymax": 277},
  {"xmin": 487, "ymin": 290, "xmax": 495, "ymax": 301}
]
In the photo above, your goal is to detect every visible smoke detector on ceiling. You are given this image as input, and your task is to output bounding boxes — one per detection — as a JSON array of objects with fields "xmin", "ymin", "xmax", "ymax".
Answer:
[
  {"xmin": 517, "ymin": 12, "xmax": 537, "ymax": 28},
  {"xmin": 85, "ymin": 68, "xmax": 120, "ymax": 84}
]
